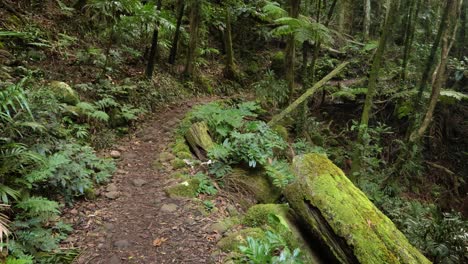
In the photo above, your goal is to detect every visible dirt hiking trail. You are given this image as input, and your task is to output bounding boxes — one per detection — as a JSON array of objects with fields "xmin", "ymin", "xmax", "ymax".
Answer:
[{"xmin": 67, "ymin": 97, "xmax": 222, "ymax": 264}]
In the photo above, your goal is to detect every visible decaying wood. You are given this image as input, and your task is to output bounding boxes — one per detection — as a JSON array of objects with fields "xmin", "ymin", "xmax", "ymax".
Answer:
[
  {"xmin": 284, "ymin": 154, "xmax": 431, "ymax": 264},
  {"xmin": 184, "ymin": 121, "xmax": 214, "ymax": 159}
]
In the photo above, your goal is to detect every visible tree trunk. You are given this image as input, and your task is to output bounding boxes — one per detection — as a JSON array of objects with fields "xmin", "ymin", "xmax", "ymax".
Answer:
[
  {"xmin": 284, "ymin": 154, "xmax": 431, "ymax": 264},
  {"xmin": 401, "ymin": 0, "xmax": 421, "ymax": 81},
  {"xmin": 169, "ymin": 0, "xmax": 185, "ymax": 64},
  {"xmin": 351, "ymin": 0, "xmax": 399, "ymax": 176},
  {"xmin": 409, "ymin": 0, "xmax": 463, "ymax": 143},
  {"xmin": 410, "ymin": 0, "xmax": 452, "ymax": 127},
  {"xmin": 184, "ymin": 0, "xmax": 201, "ymax": 77},
  {"xmin": 363, "ymin": 0, "xmax": 371, "ymax": 40},
  {"xmin": 285, "ymin": 0, "xmax": 301, "ymax": 102},
  {"xmin": 145, "ymin": 0, "xmax": 163, "ymax": 79},
  {"xmin": 223, "ymin": 8, "xmax": 238, "ymax": 80},
  {"xmin": 338, "ymin": 0, "xmax": 353, "ymax": 34},
  {"xmin": 457, "ymin": 0, "xmax": 467, "ymax": 59}
]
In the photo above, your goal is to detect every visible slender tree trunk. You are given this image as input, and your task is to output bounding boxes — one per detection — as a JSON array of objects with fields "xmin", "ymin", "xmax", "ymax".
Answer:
[
  {"xmin": 184, "ymin": 0, "xmax": 201, "ymax": 77},
  {"xmin": 409, "ymin": 0, "xmax": 463, "ymax": 143},
  {"xmin": 285, "ymin": 0, "xmax": 301, "ymax": 102},
  {"xmin": 223, "ymin": 7, "xmax": 238, "ymax": 79},
  {"xmin": 457, "ymin": 0, "xmax": 467, "ymax": 59},
  {"xmin": 401, "ymin": 0, "xmax": 421, "ymax": 81},
  {"xmin": 363, "ymin": 0, "xmax": 371, "ymax": 40},
  {"xmin": 338, "ymin": 0, "xmax": 353, "ymax": 34},
  {"xmin": 350, "ymin": 0, "xmax": 400, "ymax": 177},
  {"xmin": 169, "ymin": 0, "xmax": 185, "ymax": 64},
  {"xmin": 411, "ymin": 0, "xmax": 451, "ymax": 121},
  {"xmin": 145, "ymin": 0, "xmax": 163, "ymax": 79}
]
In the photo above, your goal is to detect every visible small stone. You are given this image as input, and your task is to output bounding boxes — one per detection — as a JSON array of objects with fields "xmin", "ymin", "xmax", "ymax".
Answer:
[
  {"xmin": 105, "ymin": 191, "xmax": 120, "ymax": 199},
  {"xmin": 110, "ymin": 150, "xmax": 121, "ymax": 159},
  {"xmin": 160, "ymin": 203, "xmax": 178, "ymax": 213},
  {"xmin": 113, "ymin": 239, "xmax": 131, "ymax": 250},
  {"xmin": 109, "ymin": 255, "xmax": 122, "ymax": 264},
  {"xmin": 131, "ymin": 179, "xmax": 147, "ymax": 187},
  {"xmin": 70, "ymin": 209, "xmax": 78, "ymax": 215},
  {"xmin": 106, "ymin": 184, "xmax": 118, "ymax": 192}
]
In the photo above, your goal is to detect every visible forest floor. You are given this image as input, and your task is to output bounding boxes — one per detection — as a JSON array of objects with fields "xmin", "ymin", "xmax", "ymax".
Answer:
[{"xmin": 64, "ymin": 97, "xmax": 224, "ymax": 264}]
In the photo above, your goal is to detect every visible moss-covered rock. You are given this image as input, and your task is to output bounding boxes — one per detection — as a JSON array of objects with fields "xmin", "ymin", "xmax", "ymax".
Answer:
[
  {"xmin": 49, "ymin": 81, "xmax": 80, "ymax": 105},
  {"xmin": 284, "ymin": 154, "xmax": 431, "ymax": 264},
  {"xmin": 217, "ymin": 227, "xmax": 266, "ymax": 251},
  {"xmin": 271, "ymin": 124, "xmax": 289, "ymax": 141},
  {"xmin": 164, "ymin": 178, "xmax": 200, "ymax": 198},
  {"xmin": 209, "ymin": 216, "xmax": 241, "ymax": 234},
  {"xmin": 224, "ymin": 168, "xmax": 281, "ymax": 204}
]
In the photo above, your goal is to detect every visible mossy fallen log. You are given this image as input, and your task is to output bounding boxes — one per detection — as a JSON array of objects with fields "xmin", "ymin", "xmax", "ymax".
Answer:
[
  {"xmin": 284, "ymin": 154, "xmax": 431, "ymax": 264},
  {"xmin": 184, "ymin": 121, "xmax": 214, "ymax": 159}
]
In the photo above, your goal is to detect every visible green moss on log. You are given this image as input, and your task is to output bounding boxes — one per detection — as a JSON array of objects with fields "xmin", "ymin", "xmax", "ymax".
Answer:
[{"xmin": 284, "ymin": 154, "xmax": 431, "ymax": 264}]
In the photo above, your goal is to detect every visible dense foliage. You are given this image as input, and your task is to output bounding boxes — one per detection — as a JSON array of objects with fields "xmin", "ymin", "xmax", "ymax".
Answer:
[{"xmin": 0, "ymin": 0, "xmax": 466, "ymax": 263}]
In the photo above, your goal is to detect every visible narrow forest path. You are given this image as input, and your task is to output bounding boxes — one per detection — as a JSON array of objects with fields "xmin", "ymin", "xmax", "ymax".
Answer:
[{"xmin": 67, "ymin": 97, "xmax": 221, "ymax": 264}]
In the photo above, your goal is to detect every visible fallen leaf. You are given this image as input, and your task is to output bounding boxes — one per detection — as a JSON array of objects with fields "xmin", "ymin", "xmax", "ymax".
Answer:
[{"xmin": 153, "ymin": 237, "xmax": 168, "ymax": 247}]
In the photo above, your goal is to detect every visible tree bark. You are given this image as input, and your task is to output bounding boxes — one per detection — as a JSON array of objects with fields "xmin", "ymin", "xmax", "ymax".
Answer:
[
  {"xmin": 145, "ymin": 0, "xmax": 163, "ymax": 79},
  {"xmin": 184, "ymin": 0, "xmax": 201, "ymax": 77},
  {"xmin": 285, "ymin": 0, "xmax": 301, "ymax": 102},
  {"xmin": 169, "ymin": 0, "xmax": 185, "ymax": 64},
  {"xmin": 363, "ymin": 0, "xmax": 371, "ymax": 40},
  {"xmin": 269, "ymin": 61, "xmax": 349, "ymax": 126},
  {"xmin": 409, "ymin": 0, "xmax": 463, "ymax": 142}
]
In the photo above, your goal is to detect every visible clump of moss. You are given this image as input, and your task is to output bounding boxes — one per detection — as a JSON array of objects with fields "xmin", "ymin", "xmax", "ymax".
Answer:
[
  {"xmin": 243, "ymin": 204, "xmax": 289, "ymax": 228},
  {"xmin": 171, "ymin": 158, "xmax": 186, "ymax": 169},
  {"xmin": 159, "ymin": 152, "xmax": 175, "ymax": 162},
  {"xmin": 164, "ymin": 178, "xmax": 200, "ymax": 198},
  {"xmin": 217, "ymin": 227, "xmax": 266, "ymax": 251},
  {"xmin": 271, "ymin": 125, "xmax": 289, "ymax": 141}
]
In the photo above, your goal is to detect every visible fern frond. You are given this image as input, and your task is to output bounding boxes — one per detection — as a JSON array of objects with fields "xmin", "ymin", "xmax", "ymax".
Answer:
[
  {"xmin": 0, "ymin": 204, "xmax": 10, "ymax": 250},
  {"xmin": 15, "ymin": 197, "xmax": 59, "ymax": 220}
]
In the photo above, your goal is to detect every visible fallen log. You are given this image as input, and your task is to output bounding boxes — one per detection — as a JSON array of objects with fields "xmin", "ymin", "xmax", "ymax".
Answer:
[{"xmin": 284, "ymin": 153, "xmax": 431, "ymax": 264}]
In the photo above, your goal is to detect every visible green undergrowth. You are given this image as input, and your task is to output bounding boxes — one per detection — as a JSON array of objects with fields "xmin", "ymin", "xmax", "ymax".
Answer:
[{"xmin": 0, "ymin": 70, "xmax": 187, "ymax": 262}]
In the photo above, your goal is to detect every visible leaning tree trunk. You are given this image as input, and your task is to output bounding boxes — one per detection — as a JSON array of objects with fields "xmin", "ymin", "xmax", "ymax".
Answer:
[
  {"xmin": 409, "ymin": 0, "xmax": 463, "ymax": 143},
  {"xmin": 169, "ymin": 0, "xmax": 185, "ymax": 64},
  {"xmin": 285, "ymin": 0, "xmax": 301, "ymax": 102},
  {"xmin": 351, "ymin": 0, "xmax": 399, "ymax": 176},
  {"xmin": 284, "ymin": 154, "xmax": 431, "ymax": 264},
  {"xmin": 145, "ymin": 0, "xmax": 163, "ymax": 79},
  {"xmin": 184, "ymin": 0, "xmax": 201, "ymax": 77}
]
